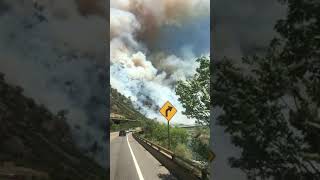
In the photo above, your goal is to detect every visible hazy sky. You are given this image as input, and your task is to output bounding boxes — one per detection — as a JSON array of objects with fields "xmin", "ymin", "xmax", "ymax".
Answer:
[{"xmin": 155, "ymin": 16, "xmax": 210, "ymax": 57}]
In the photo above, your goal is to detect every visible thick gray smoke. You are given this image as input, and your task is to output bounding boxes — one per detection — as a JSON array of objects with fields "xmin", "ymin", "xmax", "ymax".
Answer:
[
  {"xmin": 110, "ymin": 0, "xmax": 210, "ymax": 125},
  {"xmin": 0, "ymin": 0, "xmax": 107, "ymax": 166}
]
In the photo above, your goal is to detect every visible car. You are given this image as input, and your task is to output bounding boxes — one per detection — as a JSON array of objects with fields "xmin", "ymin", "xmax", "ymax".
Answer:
[{"xmin": 119, "ymin": 130, "xmax": 126, "ymax": 136}]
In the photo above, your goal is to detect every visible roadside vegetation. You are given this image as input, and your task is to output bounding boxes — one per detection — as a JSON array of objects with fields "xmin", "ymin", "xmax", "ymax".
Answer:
[
  {"xmin": 141, "ymin": 119, "xmax": 192, "ymax": 159},
  {"xmin": 141, "ymin": 118, "xmax": 209, "ymax": 163}
]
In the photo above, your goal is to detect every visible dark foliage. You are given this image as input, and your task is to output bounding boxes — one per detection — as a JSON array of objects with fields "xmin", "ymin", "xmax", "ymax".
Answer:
[
  {"xmin": 0, "ymin": 72, "xmax": 106, "ymax": 180},
  {"xmin": 212, "ymin": 0, "xmax": 320, "ymax": 179}
]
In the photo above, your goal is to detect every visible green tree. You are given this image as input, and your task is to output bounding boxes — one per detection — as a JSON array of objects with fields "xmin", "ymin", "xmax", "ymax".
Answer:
[
  {"xmin": 176, "ymin": 56, "xmax": 210, "ymax": 126},
  {"xmin": 175, "ymin": 143, "xmax": 192, "ymax": 159},
  {"xmin": 170, "ymin": 127, "xmax": 189, "ymax": 148},
  {"xmin": 152, "ymin": 122, "xmax": 167, "ymax": 146},
  {"xmin": 110, "ymin": 120, "xmax": 120, "ymax": 132},
  {"xmin": 190, "ymin": 128, "xmax": 210, "ymax": 162},
  {"xmin": 213, "ymin": 0, "xmax": 320, "ymax": 179},
  {"xmin": 142, "ymin": 119, "xmax": 158, "ymax": 139}
]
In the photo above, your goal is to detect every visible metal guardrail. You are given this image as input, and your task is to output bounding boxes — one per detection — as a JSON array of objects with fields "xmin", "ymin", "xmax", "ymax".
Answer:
[{"xmin": 133, "ymin": 133, "xmax": 209, "ymax": 180}]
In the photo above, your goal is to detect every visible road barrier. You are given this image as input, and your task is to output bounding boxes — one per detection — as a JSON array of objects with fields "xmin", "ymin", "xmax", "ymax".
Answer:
[{"xmin": 132, "ymin": 133, "xmax": 209, "ymax": 180}]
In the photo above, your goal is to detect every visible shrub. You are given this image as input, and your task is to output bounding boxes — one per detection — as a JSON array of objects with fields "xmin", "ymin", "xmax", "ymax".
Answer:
[{"xmin": 174, "ymin": 143, "xmax": 192, "ymax": 159}]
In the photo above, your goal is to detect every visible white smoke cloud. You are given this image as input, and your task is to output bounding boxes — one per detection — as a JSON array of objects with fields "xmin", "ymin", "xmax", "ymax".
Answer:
[
  {"xmin": 110, "ymin": 8, "xmax": 140, "ymax": 39},
  {"xmin": 110, "ymin": 0, "xmax": 210, "ymax": 125}
]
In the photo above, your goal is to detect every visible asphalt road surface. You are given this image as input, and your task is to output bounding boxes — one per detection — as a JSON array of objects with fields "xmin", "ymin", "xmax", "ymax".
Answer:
[{"xmin": 110, "ymin": 132, "xmax": 177, "ymax": 180}]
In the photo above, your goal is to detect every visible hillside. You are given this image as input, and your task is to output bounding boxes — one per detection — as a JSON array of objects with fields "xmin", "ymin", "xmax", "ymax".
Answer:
[
  {"xmin": 0, "ymin": 72, "xmax": 106, "ymax": 180},
  {"xmin": 110, "ymin": 88, "xmax": 149, "ymax": 121}
]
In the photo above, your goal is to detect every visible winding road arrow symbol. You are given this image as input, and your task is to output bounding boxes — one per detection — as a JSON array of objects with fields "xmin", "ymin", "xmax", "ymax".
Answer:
[
  {"xmin": 165, "ymin": 106, "xmax": 173, "ymax": 117},
  {"xmin": 159, "ymin": 101, "xmax": 177, "ymax": 121}
]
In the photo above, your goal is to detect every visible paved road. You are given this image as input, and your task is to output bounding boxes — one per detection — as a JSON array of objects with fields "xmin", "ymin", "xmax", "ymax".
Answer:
[
  {"xmin": 110, "ymin": 132, "xmax": 119, "ymax": 142},
  {"xmin": 110, "ymin": 132, "xmax": 177, "ymax": 180}
]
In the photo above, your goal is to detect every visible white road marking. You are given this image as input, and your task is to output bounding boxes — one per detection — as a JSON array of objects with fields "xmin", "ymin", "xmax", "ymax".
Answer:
[{"xmin": 127, "ymin": 134, "xmax": 145, "ymax": 180}]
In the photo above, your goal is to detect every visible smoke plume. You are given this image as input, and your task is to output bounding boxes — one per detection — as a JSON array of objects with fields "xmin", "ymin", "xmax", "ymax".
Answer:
[{"xmin": 110, "ymin": 0, "xmax": 210, "ymax": 124}]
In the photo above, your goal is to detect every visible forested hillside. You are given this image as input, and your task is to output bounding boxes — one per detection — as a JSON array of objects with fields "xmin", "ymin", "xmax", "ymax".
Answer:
[{"xmin": 110, "ymin": 88, "xmax": 149, "ymax": 121}]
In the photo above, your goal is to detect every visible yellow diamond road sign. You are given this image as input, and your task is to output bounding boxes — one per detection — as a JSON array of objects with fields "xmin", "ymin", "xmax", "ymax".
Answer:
[{"xmin": 159, "ymin": 101, "xmax": 177, "ymax": 121}]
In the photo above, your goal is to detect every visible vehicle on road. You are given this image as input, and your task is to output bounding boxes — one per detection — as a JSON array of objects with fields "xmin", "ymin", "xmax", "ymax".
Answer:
[{"xmin": 119, "ymin": 130, "xmax": 126, "ymax": 136}]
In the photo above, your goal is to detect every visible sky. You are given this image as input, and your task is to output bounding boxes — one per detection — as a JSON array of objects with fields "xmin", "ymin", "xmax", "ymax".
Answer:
[{"xmin": 110, "ymin": 0, "xmax": 210, "ymax": 125}]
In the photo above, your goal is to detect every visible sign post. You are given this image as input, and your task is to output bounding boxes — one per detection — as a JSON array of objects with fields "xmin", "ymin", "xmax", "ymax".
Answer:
[
  {"xmin": 167, "ymin": 121, "xmax": 170, "ymax": 149},
  {"xmin": 159, "ymin": 101, "xmax": 177, "ymax": 150}
]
